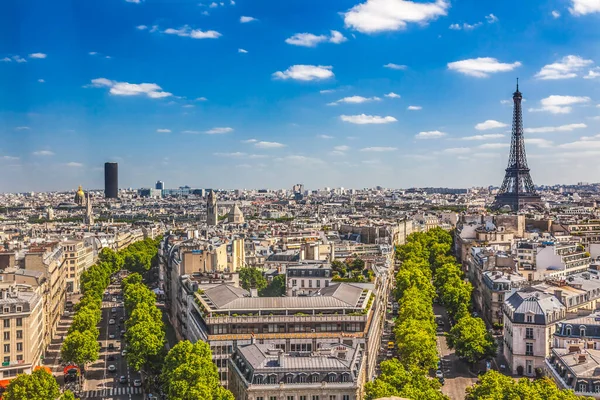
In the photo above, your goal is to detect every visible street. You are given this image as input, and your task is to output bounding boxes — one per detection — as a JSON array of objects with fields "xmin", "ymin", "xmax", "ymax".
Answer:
[
  {"xmin": 80, "ymin": 283, "xmax": 143, "ymax": 400},
  {"xmin": 434, "ymin": 303, "xmax": 477, "ymax": 400}
]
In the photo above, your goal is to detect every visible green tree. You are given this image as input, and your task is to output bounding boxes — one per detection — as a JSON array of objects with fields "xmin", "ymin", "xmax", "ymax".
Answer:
[
  {"xmin": 447, "ymin": 315, "xmax": 497, "ymax": 364},
  {"xmin": 439, "ymin": 276, "xmax": 472, "ymax": 321},
  {"xmin": 161, "ymin": 340, "xmax": 234, "ymax": 400},
  {"xmin": 259, "ymin": 274, "xmax": 286, "ymax": 297},
  {"xmin": 3, "ymin": 368, "xmax": 60, "ymax": 400},
  {"xmin": 364, "ymin": 359, "xmax": 448, "ymax": 400},
  {"xmin": 126, "ymin": 317, "xmax": 165, "ymax": 371},
  {"xmin": 68, "ymin": 306, "xmax": 101, "ymax": 334},
  {"xmin": 395, "ymin": 318, "xmax": 439, "ymax": 370},
  {"xmin": 60, "ymin": 391, "xmax": 77, "ymax": 400},
  {"xmin": 466, "ymin": 370, "xmax": 591, "ymax": 400},
  {"xmin": 61, "ymin": 330, "xmax": 99, "ymax": 365},
  {"xmin": 122, "ymin": 272, "xmax": 143, "ymax": 289},
  {"xmin": 124, "ymin": 283, "xmax": 156, "ymax": 314},
  {"xmin": 238, "ymin": 267, "xmax": 267, "ymax": 292}
]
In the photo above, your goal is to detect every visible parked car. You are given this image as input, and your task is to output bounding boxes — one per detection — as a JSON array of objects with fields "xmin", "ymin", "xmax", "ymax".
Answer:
[
  {"xmin": 435, "ymin": 370, "xmax": 444, "ymax": 379},
  {"xmin": 109, "ymin": 333, "xmax": 115, "ymax": 339},
  {"xmin": 108, "ymin": 365, "xmax": 116, "ymax": 372},
  {"xmin": 133, "ymin": 379, "xmax": 142, "ymax": 387},
  {"xmin": 121, "ymin": 350, "xmax": 127, "ymax": 356},
  {"xmin": 109, "ymin": 319, "xmax": 115, "ymax": 325},
  {"xmin": 119, "ymin": 375, "xmax": 127, "ymax": 384}
]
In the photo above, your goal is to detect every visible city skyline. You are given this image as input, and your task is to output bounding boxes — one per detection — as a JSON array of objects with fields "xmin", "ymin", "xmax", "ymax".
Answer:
[{"xmin": 2, "ymin": 0, "xmax": 600, "ymax": 192}]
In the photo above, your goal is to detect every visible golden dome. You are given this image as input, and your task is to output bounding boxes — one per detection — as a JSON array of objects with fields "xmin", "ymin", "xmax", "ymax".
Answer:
[{"xmin": 76, "ymin": 185, "xmax": 84, "ymax": 196}]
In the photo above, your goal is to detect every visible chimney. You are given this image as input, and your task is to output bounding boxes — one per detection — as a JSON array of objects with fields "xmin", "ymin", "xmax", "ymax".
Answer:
[
  {"xmin": 251, "ymin": 334, "xmax": 256, "ymax": 345},
  {"xmin": 250, "ymin": 288, "xmax": 258, "ymax": 298},
  {"xmin": 554, "ymin": 290, "xmax": 563, "ymax": 301},
  {"xmin": 579, "ymin": 353, "xmax": 587, "ymax": 364},
  {"xmin": 278, "ymin": 350, "xmax": 284, "ymax": 367}
]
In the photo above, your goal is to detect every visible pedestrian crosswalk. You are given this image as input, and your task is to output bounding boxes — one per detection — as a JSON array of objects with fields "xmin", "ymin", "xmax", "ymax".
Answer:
[{"xmin": 81, "ymin": 387, "xmax": 142, "ymax": 398}]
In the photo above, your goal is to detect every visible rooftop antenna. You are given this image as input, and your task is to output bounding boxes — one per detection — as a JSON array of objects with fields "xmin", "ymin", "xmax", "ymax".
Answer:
[{"xmin": 516, "ymin": 77, "xmax": 519, "ymax": 92}]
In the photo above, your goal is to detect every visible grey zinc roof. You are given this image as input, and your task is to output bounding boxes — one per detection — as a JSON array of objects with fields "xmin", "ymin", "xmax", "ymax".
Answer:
[
  {"xmin": 239, "ymin": 342, "xmax": 354, "ymax": 372},
  {"xmin": 505, "ymin": 288, "xmax": 564, "ymax": 324},
  {"xmin": 317, "ymin": 283, "xmax": 364, "ymax": 307},
  {"xmin": 203, "ymin": 284, "xmax": 249, "ymax": 308}
]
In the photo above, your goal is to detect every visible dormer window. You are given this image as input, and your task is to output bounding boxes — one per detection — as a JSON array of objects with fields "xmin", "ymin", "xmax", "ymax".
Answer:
[
  {"xmin": 581, "ymin": 327, "xmax": 586, "ymax": 337},
  {"xmin": 566, "ymin": 325, "xmax": 572, "ymax": 336},
  {"xmin": 526, "ymin": 315, "xmax": 533, "ymax": 323}
]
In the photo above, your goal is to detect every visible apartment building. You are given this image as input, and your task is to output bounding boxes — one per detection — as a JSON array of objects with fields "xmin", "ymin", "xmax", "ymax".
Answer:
[
  {"xmin": 228, "ymin": 341, "xmax": 363, "ymax": 400},
  {"xmin": 286, "ymin": 263, "xmax": 333, "ymax": 296},
  {"xmin": 23, "ymin": 243, "xmax": 66, "ymax": 348},
  {"xmin": 546, "ymin": 311, "xmax": 600, "ymax": 398},
  {"xmin": 0, "ymin": 280, "xmax": 44, "ymax": 380},
  {"xmin": 61, "ymin": 239, "xmax": 94, "ymax": 293}
]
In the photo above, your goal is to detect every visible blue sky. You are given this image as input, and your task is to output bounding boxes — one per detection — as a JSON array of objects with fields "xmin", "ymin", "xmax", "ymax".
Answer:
[{"xmin": 1, "ymin": 0, "xmax": 600, "ymax": 192}]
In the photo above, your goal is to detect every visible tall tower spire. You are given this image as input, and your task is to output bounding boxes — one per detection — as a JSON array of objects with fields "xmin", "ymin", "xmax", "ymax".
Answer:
[{"xmin": 494, "ymin": 82, "xmax": 543, "ymax": 211}]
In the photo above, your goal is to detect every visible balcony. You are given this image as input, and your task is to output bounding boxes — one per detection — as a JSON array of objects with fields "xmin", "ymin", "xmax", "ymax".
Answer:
[{"xmin": 205, "ymin": 313, "xmax": 368, "ymax": 325}]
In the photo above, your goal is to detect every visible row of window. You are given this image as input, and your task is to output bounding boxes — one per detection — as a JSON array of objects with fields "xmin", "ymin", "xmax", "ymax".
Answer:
[
  {"xmin": 256, "ymin": 396, "xmax": 350, "ymax": 400},
  {"xmin": 3, "ymin": 331, "xmax": 24, "ymax": 340},
  {"xmin": 2, "ymin": 319, "xmax": 23, "ymax": 328},
  {"xmin": 291, "ymin": 280, "xmax": 328, "ymax": 289}
]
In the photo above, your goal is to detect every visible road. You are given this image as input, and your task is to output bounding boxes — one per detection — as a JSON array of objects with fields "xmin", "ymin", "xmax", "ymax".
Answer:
[
  {"xmin": 434, "ymin": 303, "xmax": 477, "ymax": 400},
  {"xmin": 79, "ymin": 283, "xmax": 143, "ymax": 400}
]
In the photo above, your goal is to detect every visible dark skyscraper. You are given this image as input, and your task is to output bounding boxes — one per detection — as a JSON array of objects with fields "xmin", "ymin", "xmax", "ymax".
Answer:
[
  {"xmin": 156, "ymin": 180, "xmax": 165, "ymax": 190},
  {"xmin": 104, "ymin": 162, "xmax": 118, "ymax": 199},
  {"xmin": 494, "ymin": 80, "xmax": 542, "ymax": 211}
]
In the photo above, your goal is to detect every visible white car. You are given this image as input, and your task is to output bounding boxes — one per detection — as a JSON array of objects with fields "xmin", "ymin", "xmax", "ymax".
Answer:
[
  {"xmin": 108, "ymin": 333, "xmax": 115, "ymax": 339},
  {"xmin": 109, "ymin": 319, "xmax": 115, "ymax": 325},
  {"xmin": 435, "ymin": 370, "xmax": 444, "ymax": 379},
  {"xmin": 121, "ymin": 350, "xmax": 127, "ymax": 356},
  {"xmin": 108, "ymin": 365, "xmax": 116, "ymax": 372},
  {"xmin": 133, "ymin": 379, "xmax": 142, "ymax": 387}
]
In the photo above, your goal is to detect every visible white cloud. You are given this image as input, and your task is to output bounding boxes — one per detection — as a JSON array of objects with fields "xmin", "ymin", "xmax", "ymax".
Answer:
[
  {"xmin": 584, "ymin": 67, "xmax": 600, "ymax": 79},
  {"xmin": 209, "ymin": 2, "xmax": 218, "ymax": 7},
  {"xmin": 449, "ymin": 22, "xmax": 482, "ymax": 30},
  {"xmin": 242, "ymin": 139, "xmax": 257, "ymax": 143},
  {"xmin": 5, "ymin": 55, "xmax": 27, "ymax": 63},
  {"xmin": 442, "ymin": 147, "xmax": 470, "ymax": 154},
  {"xmin": 238, "ymin": 48, "xmax": 248, "ymax": 53},
  {"xmin": 274, "ymin": 155, "xmax": 324, "ymax": 164},
  {"xmin": 156, "ymin": 129, "xmax": 171, "ymax": 133},
  {"xmin": 38, "ymin": 79, "xmax": 45, "ymax": 83},
  {"xmin": 320, "ymin": 89, "xmax": 335, "ymax": 94},
  {"xmin": 196, "ymin": 97, "xmax": 208, "ymax": 101},
  {"xmin": 240, "ymin": 16, "xmax": 257, "ymax": 23},
  {"xmin": 475, "ymin": 119, "xmax": 508, "ymax": 130},
  {"xmin": 461, "ymin": 133, "xmax": 505, "ymax": 140},
  {"xmin": 478, "ymin": 143, "xmax": 509, "ymax": 149},
  {"xmin": 329, "ymin": 30, "xmax": 348, "ymax": 44},
  {"xmin": 163, "ymin": 25, "xmax": 221, "ymax": 39},
  {"xmin": 182, "ymin": 130, "xmax": 201, "ymax": 134},
  {"xmin": 273, "ymin": 65, "xmax": 334, "ymax": 81},
  {"xmin": 29, "ymin": 53, "xmax": 47, "ymax": 59},
  {"xmin": 360, "ymin": 146, "xmax": 397, "ymax": 152},
  {"xmin": 1, "ymin": 156, "xmax": 19, "ymax": 161},
  {"xmin": 529, "ymin": 95, "xmax": 590, "ymax": 114},
  {"xmin": 32, "ymin": 150, "xmax": 55, "ymax": 156},
  {"xmin": 317, "ymin": 134, "xmax": 334, "ymax": 139},
  {"xmin": 334, "ymin": 145, "xmax": 350, "ymax": 151},
  {"xmin": 255, "ymin": 141, "xmax": 286, "ymax": 149},
  {"xmin": 285, "ymin": 31, "xmax": 347, "ymax": 47},
  {"xmin": 569, "ymin": 0, "xmax": 600, "ymax": 15},
  {"xmin": 0, "ymin": 57, "xmax": 11, "ymax": 62},
  {"xmin": 581, "ymin": 134, "xmax": 600, "ymax": 140},
  {"xmin": 560, "ymin": 140, "xmax": 600, "ymax": 149},
  {"xmin": 485, "ymin": 13, "xmax": 499, "ymax": 23},
  {"xmin": 214, "ymin": 152, "xmax": 246, "ymax": 157},
  {"xmin": 136, "ymin": 25, "xmax": 148, "ymax": 30},
  {"xmin": 534, "ymin": 55, "xmax": 593, "ymax": 80},
  {"xmin": 524, "ymin": 138, "xmax": 553, "ymax": 148},
  {"xmin": 407, "ymin": 105, "xmax": 422, "ymax": 110},
  {"xmin": 343, "ymin": 0, "xmax": 449, "ymax": 33},
  {"xmin": 383, "ymin": 63, "xmax": 407, "ymax": 70},
  {"xmin": 182, "ymin": 104, "xmax": 195, "ymax": 108},
  {"xmin": 125, "ymin": 0, "xmax": 142, "ymax": 3},
  {"xmin": 328, "ymin": 95, "xmax": 381, "ymax": 105},
  {"xmin": 416, "ymin": 130, "xmax": 446, "ymax": 139},
  {"xmin": 329, "ymin": 150, "xmax": 346, "ymax": 156},
  {"xmin": 552, "ymin": 10, "xmax": 561, "ymax": 18},
  {"xmin": 524, "ymin": 123, "xmax": 587, "ymax": 133},
  {"xmin": 15, "ymin": 126, "xmax": 30, "ymax": 130},
  {"xmin": 385, "ymin": 92, "xmax": 400, "ymax": 98},
  {"xmin": 205, "ymin": 127, "xmax": 233, "ymax": 134},
  {"xmin": 90, "ymin": 78, "xmax": 172, "ymax": 98},
  {"xmin": 66, "ymin": 162, "xmax": 83, "ymax": 168},
  {"xmin": 448, "ymin": 57, "xmax": 521, "ymax": 77},
  {"xmin": 340, "ymin": 114, "xmax": 397, "ymax": 124}
]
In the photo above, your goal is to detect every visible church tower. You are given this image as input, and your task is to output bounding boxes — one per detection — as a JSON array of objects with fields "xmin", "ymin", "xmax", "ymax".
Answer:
[{"xmin": 206, "ymin": 190, "xmax": 218, "ymax": 226}]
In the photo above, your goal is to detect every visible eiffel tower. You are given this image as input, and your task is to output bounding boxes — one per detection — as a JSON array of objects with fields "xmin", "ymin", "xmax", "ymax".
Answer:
[{"xmin": 494, "ymin": 80, "xmax": 542, "ymax": 211}]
